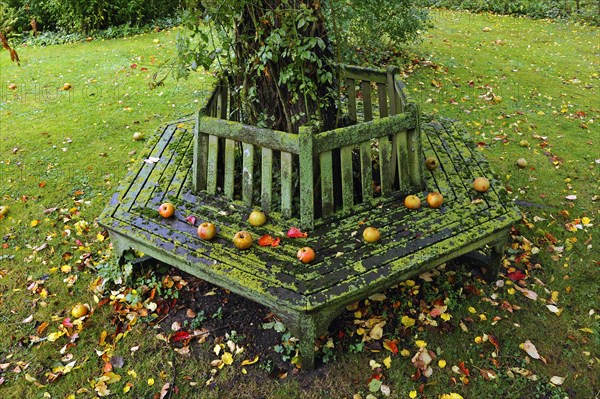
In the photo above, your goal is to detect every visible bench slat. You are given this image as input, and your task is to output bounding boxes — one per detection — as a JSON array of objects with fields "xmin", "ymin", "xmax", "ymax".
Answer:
[
  {"xmin": 206, "ymin": 135, "xmax": 219, "ymax": 195},
  {"xmin": 242, "ymin": 143, "xmax": 254, "ymax": 206},
  {"xmin": 377, "ymin": 83, "xmax": 388, "ymax": 118},
  {"xmin": 340, "ymin": 145, "xmax": 354, "ymax": 209},
  {"xmin": 320, "ymin": 150, "xmax": 334, "ymax": 217},
  {"xmin": 193, "ymin": 115, "xmax": 208, "ymax": 192},
  {"xmin": 361, "ymin": 81, "xmax": 373, "ymax": 122},
  {"xmin": 395, "ymin": 131, "xmax": 410, "ymax": 193},
  {"xmin": 360, "ymin": 141, "xmax": 372, "ymax": 201},
  {"xmin": 299, "ymin": 126, "xmax": 315, "ymax": 229},
  {"xmin": 378, "ymin": 137, "xmax": 393, "ymax": 196},
  {"xmin": 281, "ymin": 151, "xmax": 293, "ymax": 218},
  {"xmin": 224, "ymin": 138, "xmax": 235, "ymax": 199},
  {"xmin": 261, "ymin": 147, "xmax": 273, "ymax": 212}
]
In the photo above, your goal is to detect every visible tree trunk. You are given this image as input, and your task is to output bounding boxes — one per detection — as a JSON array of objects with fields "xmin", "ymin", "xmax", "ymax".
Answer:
[{"xmin": 229, "ymin": 0, "xmax": 338, "ymax": 133}]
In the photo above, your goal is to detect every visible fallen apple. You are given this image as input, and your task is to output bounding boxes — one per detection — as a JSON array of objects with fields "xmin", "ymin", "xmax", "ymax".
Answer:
[
  {"xmin": 424, "ymin": 157, "xmax": 439, "ymax": 171},
  {"xmin": 158, "ymin": 202, "xmax": 175, "ymax": 218},
  {"xmin": 247, "ymin": 210, "xmax": 267, "ymax": 227},
  {"xmin": 363, "ymin": 227, "xmax": 381, "ymax": 243},
  {"xmin": 516, "ymin": 158, "xmax": 527, "ymax": 168},
  {"xmin": 473, "ymin": 177, "xmax": 490, "ymax": 193},
  {"xmin": 426, "ymin": 192, "xmax": 444, "ymax": 208},
  {"xmin": 297, "ymin": 247, "xmax": 315, "ymax": 263},
  {"xmin": 133, "ymin": 132, "xmax": 144, "ymax": 141},
  {"xmin": 404, "ymin": 194, "xmax": 421, "ymax": 210},
  {"xmin": 0, "ymin": 205, "xmax": 8, "ymax": 217},
  {"xmin": 63, "ymin": 83, "xmax": 72, "ymax": 91},
  {"xmin": 8, "ymin": 83, "xmax": 17, "ymax": 90},
  {"xmin": 71, "ymin": 303, "xmax": 90, "ymax": 318},
  {"xmin": 233, "ymin": 231, "xmax": 253, "ymax": 250},
  {"xmin": 519, "ymin": 140, "xmax": 529, "ymax": 148},
  {"xmin": 197, "ymin": 222, "xmax": 216, "ymax": 240}
]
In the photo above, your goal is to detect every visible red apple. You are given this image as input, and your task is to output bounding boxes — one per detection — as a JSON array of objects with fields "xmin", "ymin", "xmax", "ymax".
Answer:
[
  {"xmin": 473, "ymin": 177, "xmax": 490, "ymax": 193},
  {"xmin": 158, "ymin": 202, "xmax": 175, "ymax": 218},
  {"xmin": 363, "ymin": 227, "xmax": 381, "ymax": 243},
  {"xmin": 233, "ymin": 231, "xmax": 253, "ymax": 250},
  {"xmin": 297, "ymin": 247, "xmax": 315, "ymax": 264},
  {"xmin": 247, "ymin": 210, "xmax": 267, "ymax": 227},
  {"xmin": 404, "ymin": 194, "xmax": 421, "ymax": 210},
  {"xmin": 197, "ymin": 222, "xmax": 216, "ymax": 240},
  {"xmin": 426, "ymin": 192, "xmax": 444, "ymax": 209}
]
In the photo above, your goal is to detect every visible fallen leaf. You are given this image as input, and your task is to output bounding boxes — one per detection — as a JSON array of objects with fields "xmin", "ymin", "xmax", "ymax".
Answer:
[
  {"xmin": 550, "ymin": 376, "xmax": 565, "ymax": 385},
  {"xmin": 383, "ymin": 356, "xmax": 392, "ymax": 369},
  {"xmin": 241, "ymin": 355, "xmax": 259, "ymax": 366},
  {"xmin": 258, "ymin": 234, "xmax": 281, "ymax": 247},
  {"xmin": 172, "ymin": 331, "xmax": 192, "ymax": 342},
  {"xmin": 521, "ymin": 340, "xmax": 546, "ymax": 363},
  {"xmin": 513, "ymin": 285, "xmax": 538, "ymax": 300},
  {"xmin": 286, "ymin": 227, "xmax": 308, "ymax": 238}
]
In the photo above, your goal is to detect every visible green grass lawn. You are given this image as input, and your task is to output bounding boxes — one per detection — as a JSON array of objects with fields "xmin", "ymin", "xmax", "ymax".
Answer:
[{"xmin": 0, "ymin": 11, "xmax": 598, "ymax": 399}]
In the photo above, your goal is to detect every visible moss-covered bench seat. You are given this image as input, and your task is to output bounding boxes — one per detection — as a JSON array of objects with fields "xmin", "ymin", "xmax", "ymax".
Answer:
[{"xmin": 99, "ymin": 115, "xmax": 520, "ymax": 369}]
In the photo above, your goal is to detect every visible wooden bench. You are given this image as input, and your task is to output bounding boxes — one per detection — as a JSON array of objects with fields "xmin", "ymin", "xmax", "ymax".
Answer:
[{"xmin": 99, "ymin": 66, "xmax": 520, "ymax": 369}]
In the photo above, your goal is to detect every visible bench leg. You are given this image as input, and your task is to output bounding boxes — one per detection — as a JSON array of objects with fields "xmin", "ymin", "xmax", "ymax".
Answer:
[
  {"xmin": 107, "ymin": 231, "xmax": 131, "ymax": 261},
  {"xmin": 298, "ymin": 315, "xmax": 317, "ymax": 370},
  {"xmin": 483, "ymin": 236, "xmax": 508, "ymax": 282},
  {"xmin": 458, "ymin": 234, "xmax": 509, "ymax": 282}
]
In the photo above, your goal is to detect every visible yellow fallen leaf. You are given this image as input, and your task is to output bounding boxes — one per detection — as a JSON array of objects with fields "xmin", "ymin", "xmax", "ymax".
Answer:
[
  {"xmin": 401, "ymin": 315, "xmax": 416, "ymax": 327},
  {"xmin": 400, "ymin": 349, "xmax": 411, "ymax": 357},
  {"xmin": 438, "ymin": 359, "xmax": 447, "ymax": 368},
  {"xmin": 127, "ymin": 369, "xmax": 137, "ymax": 378},
  {"xmin": 221, "ymin": 352, "xmax": 233, "ymax": 366},
  {"xmin": 579, "ymin": 328, "xmax": 594, "ymax": 334},
  {"xmin": 581, "ymin": 216, "xmax": 591, "ymax": 225},
  {"xmin": 147, "ymin": 378, "xmax": 155, "ymax": 386},
  {"xmin": 47, "ymin": 331, "xmax": 64, "ymax": 342},
  {"xmin": 440, "ymin": 313, "xmax": 452, "ymax": 321},
  {"xmin": 123, "ymin": 382, "xmax": 133, "ymax": 393},
  {"xmin": 415, "ymin": 340, "xmax": 427, "ymax": 348},
  {"xmin": 369, "ymin": 323, "xmax": 384, "ymax": 340},
  {"xmin": 440, "ymin": 393, "xmax": 464, "ymax": 399},
  {"xmin": 383, "ymin": 356, "xmax": 392, "ymax": 369},
  {"xmin": 30, "ymin": 219, "xmax": 40, "ymax": 227},
  {"xmin": 25, "ymin": 373, "xmax": 37, "ymax": 382},
  {"xmin": 468, "ymin": 306, "xmax": 477, "ymax": 314},
  {"xmin": 409, "ymin": 390, "xmax": 417, "ymax": 398},
  {"xmin": 60, "ymin": 265, "xmax": 72, "ymax": 273},
  {"xmin": 96, "ymin": 232, "xmax": 105, "ymax": 242},
  {"xmin": 241, "ymin": 355, "xmax": 259, "ymax": 366}
]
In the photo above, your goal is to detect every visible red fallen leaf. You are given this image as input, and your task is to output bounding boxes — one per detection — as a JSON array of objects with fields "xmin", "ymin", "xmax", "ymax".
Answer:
[
  {"xmin": 39, "ymin": 181, "xmax": 46, "ymax": 188},
  {"xmin": 141, "ymin": 67, "xmax": 148, "ymax": 72},
  {"xmin": 488, "ymin": 334, "xmax": 500, "ymax": 353},
  {"xmin": 458, "ymin": 361, "xmax": 470, "ymax": 376},
  {"xmin": 131, "ymin": 63, "xmax": 137, "ymax": 69},
  {"xmin": 62, "ymin": 318, "xmax": 73, "ymax": 328},
  {"xmin": 258, "ymin": 234, "xmax": 280, "ymax": 247},
  {"xmin": 383, "ymin": 339, "xmax": 399, "ymax": 354},
  {"xmin": 172, "ymin": 331, "xmax": 192, "ymax": 342},
  {"xmin": 185, "ymin": 215, "xmax": 197, "ymax": 225},
  {"xmin": 287, "ymin": 227, "xmax": 307, "ymax": 238},
  {"xmin": 465, "ymin": 284, "xmax": 481, "ymax": 296},
  {"xmin": 507, "ymin": 270, "xmax": 527, "ymax": 281}
]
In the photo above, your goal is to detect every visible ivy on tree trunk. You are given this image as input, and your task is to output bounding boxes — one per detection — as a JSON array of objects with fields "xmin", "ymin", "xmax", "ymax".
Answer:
[{"xmin": 179, "ymin": 0, "xmax": 339, "ymax": 133}]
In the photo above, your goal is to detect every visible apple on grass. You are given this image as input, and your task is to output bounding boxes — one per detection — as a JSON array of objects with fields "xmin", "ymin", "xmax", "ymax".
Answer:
[
  {"xmin": 71, "ymin": 303, "xmax": 90, "ymax": 318},
  {"xmin": 297, "ymin": 247, "xmax": 315, "ymax": 264},
  {"xmin": 197, "ymin": 222, "xmax": 216, "ymax": 240},
  {"xmin": 158, "ymin": 202, "xmax": 175, "ymax": 218},
  {"xmin": 233, "ymin": 231, "xmax": 253, "ymax": 250}
]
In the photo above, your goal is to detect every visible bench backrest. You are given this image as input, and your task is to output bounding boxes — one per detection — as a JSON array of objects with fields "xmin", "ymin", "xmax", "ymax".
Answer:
[{"xmin": 192, "ymin": 65, "xmax": 423, "ymax": 228}]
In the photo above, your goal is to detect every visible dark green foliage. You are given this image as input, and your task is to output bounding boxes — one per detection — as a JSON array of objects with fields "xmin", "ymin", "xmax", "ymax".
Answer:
[
  {"xmin": 0, "ymin": 0, "xmax": 181, "ymax": 35},
  {"xmin": 416, "ymin": 0, "xmax": 600, "ymax": 25},
  {"xmin": 324, "ymin": 0, "xmax": 433, "ymax": 65}
]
